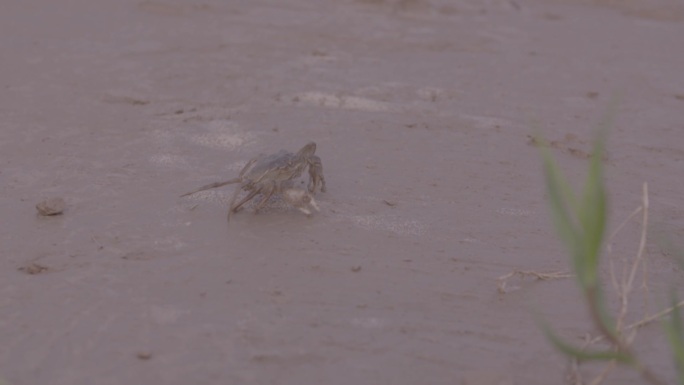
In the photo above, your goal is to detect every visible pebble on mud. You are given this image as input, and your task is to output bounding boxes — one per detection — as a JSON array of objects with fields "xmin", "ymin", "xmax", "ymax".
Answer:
[{"xmin": 36, "ymin": 197, "xmax": 65, "ymax": 216}]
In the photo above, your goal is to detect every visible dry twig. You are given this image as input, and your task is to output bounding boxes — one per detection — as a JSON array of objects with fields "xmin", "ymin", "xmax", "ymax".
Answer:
[{"xmin": 497, "ymin": 269, "xmax": 573, "ymax": 294}]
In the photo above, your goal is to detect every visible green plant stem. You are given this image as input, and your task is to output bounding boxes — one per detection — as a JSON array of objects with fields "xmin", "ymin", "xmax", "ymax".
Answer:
[{"xmin": 586, "ymin": 287, "xmax": 666, "ymax": 385}]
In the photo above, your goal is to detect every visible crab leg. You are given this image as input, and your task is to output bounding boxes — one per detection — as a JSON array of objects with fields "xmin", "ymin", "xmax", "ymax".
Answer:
[
  {"xmin": 180, "ymin": 178, "xmax": 242, "ymax": 197},
  {"xmin": 180, "ymin": 157, "xmax": 258, "ymax": 197},
  {"xmin": 252, "ymin": 182, "xmax": 277, "ymax": 213},
  {"xmin": 237, "ymin": 157, "xmax": 258, "ymax": 177},
  {"xmin": 307, "ymin": 155, "xmax": 326, "ymax": 193},
  {"xmin": 228, "ymin": 187, "xmax": 260, "ymax": 220}
]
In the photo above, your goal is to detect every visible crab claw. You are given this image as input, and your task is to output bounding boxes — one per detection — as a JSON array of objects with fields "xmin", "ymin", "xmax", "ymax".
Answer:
[{"xmin": 282, "ymin": 188, "xmax": 320, "ymax": 216}]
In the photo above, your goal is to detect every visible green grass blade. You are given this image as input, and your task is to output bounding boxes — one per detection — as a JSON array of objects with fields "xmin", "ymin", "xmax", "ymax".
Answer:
[
  {"xmin": 586, "ymin": 285, "xmax": 618, "ymax": 341},
  {"xmin": 540, "ymin": 146, "xmax": 582, "ymax": 269},
  {"xmin": 577, "ymin": 129, "xmax": 608, "ymax": 286},
  {"xmin": 665, "ymin": 291, "xmax": 684, "ymax": 384}
]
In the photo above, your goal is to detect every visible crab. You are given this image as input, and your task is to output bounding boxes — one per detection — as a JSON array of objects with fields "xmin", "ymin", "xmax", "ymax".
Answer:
[{"xmin": 180, "ymin": 141, "xmax": 326, "ymax": 220}]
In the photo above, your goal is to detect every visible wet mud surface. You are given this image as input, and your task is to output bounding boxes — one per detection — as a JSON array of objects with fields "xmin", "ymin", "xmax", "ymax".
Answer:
[{"xmin": 1, "ymin": 1, "xmax": 684, "ymax": 384}]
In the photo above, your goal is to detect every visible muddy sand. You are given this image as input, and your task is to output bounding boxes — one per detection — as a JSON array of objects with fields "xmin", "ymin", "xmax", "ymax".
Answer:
[{"xmin": 2, "ymin": 1, "xmax": 684, "ymax": 384}]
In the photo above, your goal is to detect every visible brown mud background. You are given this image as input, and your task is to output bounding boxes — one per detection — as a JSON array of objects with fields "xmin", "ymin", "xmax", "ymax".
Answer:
[{"xmin": 1, "ymin": 1, "xmax": 684, "ymax": 384}]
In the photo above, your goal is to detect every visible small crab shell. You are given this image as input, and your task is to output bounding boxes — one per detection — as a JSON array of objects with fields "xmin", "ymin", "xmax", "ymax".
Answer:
[
  {"xmin": 181, "ymin": 142, "xmax": 324, "ymax": 220},
  {"xmin": 243, "ymin": 148, "xmax": 306, "ymax": 187}
]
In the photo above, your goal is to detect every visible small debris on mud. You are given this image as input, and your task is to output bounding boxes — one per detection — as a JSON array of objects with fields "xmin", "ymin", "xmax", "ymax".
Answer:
[
  {"xmin": 526, "ymin": 135, "xmax": 608, "ymax": 161},
  {"xmin": 121, "ymin": 251, "xmax": 152, "ymax": 261},
  {"xmin": 19, "ymin": 262, "xmax": 49, "ymax": 275},
  {"xmin": 36, "ymin": 197, "xmax": 65, "ymax": 216},
  {"xmin": 497, "ymin": 269, "xmax": 573, "ymax": 294},
  {"xmin": 102, "ymin": 94, "xmax": 150, "ymax": 106},
  {"xmin": 383, "ymin": 200, "xmax": 397, "ymax": 207},
  {"xmin": 136, "ymin": 351, "xmax": 153, "ymax": 360},
  {"xmin": 351, "ymin": 265, "xmax": 362, "ymax": 272}
]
